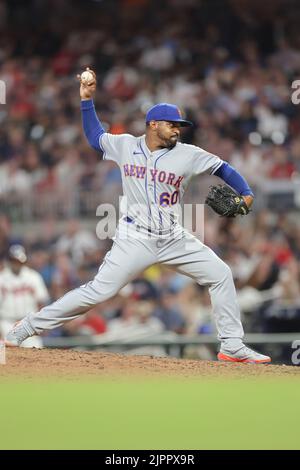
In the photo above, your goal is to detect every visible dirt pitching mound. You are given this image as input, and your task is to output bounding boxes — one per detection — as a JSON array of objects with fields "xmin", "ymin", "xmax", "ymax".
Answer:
[{"xmin": 1, "ymin": 348, "xmax": 300, "ymax": 380}]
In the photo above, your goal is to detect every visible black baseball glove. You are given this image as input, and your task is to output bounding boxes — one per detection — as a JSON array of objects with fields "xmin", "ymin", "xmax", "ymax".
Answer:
[{"xmin": 205, "ymin": 184, "xmax": 250, "ymax": 217}]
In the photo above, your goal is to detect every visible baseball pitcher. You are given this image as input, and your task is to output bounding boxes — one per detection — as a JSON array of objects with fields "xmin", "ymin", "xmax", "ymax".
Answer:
[{"xmin": 6, "ymin": 68, "xmax": 271, "ymax": 363}]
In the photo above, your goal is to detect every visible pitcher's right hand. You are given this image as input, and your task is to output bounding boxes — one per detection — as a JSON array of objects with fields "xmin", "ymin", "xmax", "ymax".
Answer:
[{"xmin": 77, "ymin": 67, "xmax": 97, "ymax": 100}]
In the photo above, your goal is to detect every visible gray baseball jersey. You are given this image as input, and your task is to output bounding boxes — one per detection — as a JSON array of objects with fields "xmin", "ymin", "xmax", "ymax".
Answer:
[{"xmin": 100, "ymin": 133, "xmax": 223, "ymax": 233}]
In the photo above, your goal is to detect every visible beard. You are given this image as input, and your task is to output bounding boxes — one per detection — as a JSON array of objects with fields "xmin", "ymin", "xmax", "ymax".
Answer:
[
  {"xmin": 157, "ymin": 130, "xmax": 179, "ymax": 149},
  {"xmin": 167, "ymin": 135, "xmax": 178, "ymax": 148}
]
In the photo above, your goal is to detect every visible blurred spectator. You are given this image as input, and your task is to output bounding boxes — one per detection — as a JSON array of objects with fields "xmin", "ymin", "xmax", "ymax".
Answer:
[
  {"xmin": 63, "ymin": 307, "xmax": 107, "ymax": 336},
  {"xmin": 102, "ymin": 280, "xmax": 165, "ymax": 355},
  {"xmin": 0, "ymin": 244, "xmax": 49, "ymax": 347},
  {"xmin": 55, "ymin": 219, "xmax": 99, "ymax": 266},
  {"xmin": 154, "ymin": 287, "xmax": 186, "ymax": 334}
]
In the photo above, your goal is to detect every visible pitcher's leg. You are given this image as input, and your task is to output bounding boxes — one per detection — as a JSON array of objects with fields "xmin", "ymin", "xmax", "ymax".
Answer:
[
  {"xmin": 158, "ymin": 233, "xmax": 244, "ymax": 351},
  {"xmin": 8, "ymin": 235, "xmax": 157, "ymax": 342}
]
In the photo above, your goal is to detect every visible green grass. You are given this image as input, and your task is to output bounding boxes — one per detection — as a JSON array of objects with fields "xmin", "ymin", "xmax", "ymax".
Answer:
[{"xmin": 0, "ymin": 377, "xmax": 299, "ymax": 449}]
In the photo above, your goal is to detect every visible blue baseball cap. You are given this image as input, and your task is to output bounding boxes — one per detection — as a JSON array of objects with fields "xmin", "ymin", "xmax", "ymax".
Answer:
[{"xmin": 145, "ymin": 103, "xmax": 193, "ymax": 127}]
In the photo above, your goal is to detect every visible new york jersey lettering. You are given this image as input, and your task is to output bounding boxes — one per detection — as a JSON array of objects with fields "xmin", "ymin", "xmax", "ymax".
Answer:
[{"xmin": 123, "ymin": 164, "xmax": 184, "ymax": 188}]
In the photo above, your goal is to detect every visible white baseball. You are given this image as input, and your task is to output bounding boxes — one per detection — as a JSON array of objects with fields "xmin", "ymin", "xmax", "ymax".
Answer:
[{"xmin": 81, "ymin": 71, "xmax": 94, "ymax": 82}]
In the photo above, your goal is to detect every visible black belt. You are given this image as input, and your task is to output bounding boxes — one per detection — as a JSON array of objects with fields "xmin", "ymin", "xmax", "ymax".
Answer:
[{"xmin": 124, "ymin": 216, "xmax": 167, "ymax": 236}]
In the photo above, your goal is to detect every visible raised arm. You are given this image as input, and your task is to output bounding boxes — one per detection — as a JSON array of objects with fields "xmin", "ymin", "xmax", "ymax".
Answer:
[{"xmin": 78, "ymin": 68, "xmax": 105, "ymax": 151}]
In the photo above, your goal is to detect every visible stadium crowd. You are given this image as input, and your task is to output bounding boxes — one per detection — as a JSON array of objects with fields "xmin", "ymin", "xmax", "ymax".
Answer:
[{"xmin": 1, "ymin": 0, "xmax": 300, "ymax": 353}]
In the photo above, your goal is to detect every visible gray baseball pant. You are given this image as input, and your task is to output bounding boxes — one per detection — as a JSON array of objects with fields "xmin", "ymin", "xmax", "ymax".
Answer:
[{"xmin": 26, "ymin": 224, "xmax": 244, "ymax": 351}]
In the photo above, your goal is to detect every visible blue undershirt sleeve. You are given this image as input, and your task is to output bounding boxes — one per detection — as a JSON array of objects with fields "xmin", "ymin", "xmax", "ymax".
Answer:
[
  {"xmin": 214, "ymin": 162, "xmax": 254, "ymax": 196},
  {"xmin": 81, "ymin": 99, "xmax": 105, "ymax": 152}
]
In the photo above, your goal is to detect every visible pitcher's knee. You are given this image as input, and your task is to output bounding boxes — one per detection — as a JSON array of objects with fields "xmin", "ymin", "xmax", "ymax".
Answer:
[
  {"xmin": 213, "ymin": 260, "xmax": 233, "ymax": 284},
  {"xmin": 81, "ymin": 278, "xmax": 120, "ymax": 304}
]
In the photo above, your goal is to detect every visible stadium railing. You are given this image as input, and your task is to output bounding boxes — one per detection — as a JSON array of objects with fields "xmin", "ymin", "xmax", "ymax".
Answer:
[{"xmin": 42, "ymin": 332, "xmax": 300, "ymax": 357}]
